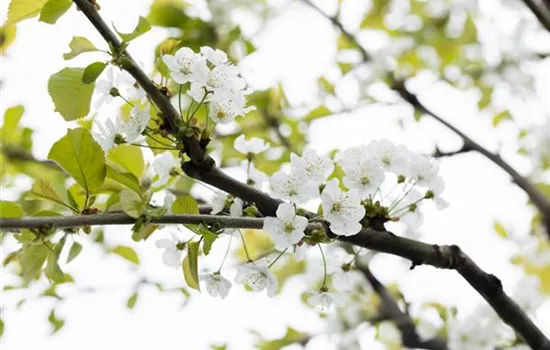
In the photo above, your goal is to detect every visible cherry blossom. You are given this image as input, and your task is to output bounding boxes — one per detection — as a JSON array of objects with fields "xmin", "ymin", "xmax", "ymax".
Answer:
[
  {"xmin": 234, "ymin": 260, "xmax": 277, "ymax": 297},
  {"xmin": 234, "ymin": 135, "xmax": 269, "ymax": 155},
  {"xmin": 155, "ymin": 234, "xmax": 184, "ymax": 267},
  {"xmin": 152, "ymin": 152, "xmax": 179, "ymax": 186},
  {"xmin": 162, "ymin": 47, "xmax": 207, "ymax": 84},
  {"xmin": 321, "ymin": 179, "xmax": 365, "ymax": 236},
  {"xmin": 270, "ymin": 170, "xmax": 319, "ymax": 203},
  {"xmin": 263, "ymin": 203, "xmax": 308, "ymax": 250},
  {"xmin": 201, "ymin": 272, "xmax": 232, "ymax": 299},
  {"xmin": 290, "ymin": 148, "xmax": 334, "ymax": 184},
  {"xmin": 308, "ymin": 290, "xmax": 336, "ymax": 312}
]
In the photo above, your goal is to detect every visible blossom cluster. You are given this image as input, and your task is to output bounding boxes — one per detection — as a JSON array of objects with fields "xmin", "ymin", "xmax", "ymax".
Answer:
[{"xmin": 162, "ymin": 46, "xmax": 254, "ymax": 124}]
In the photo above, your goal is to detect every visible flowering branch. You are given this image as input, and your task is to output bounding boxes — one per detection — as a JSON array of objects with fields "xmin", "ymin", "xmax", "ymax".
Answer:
[
  {"xmin": 358, "ymin": 264, "xmax": 448, "ymax": 350},
  {"xmin": 72, "ymin": 0, "xmax": 213, "ymax": 169},
  {"xmin": 183, "ymin": 163, "xmax": 550, "ymax": 349},
  {"xmin": 300, "ymin": 0, "xmax": 550, "ymax": 239},
  {"xmin": 394, "ymin": 82, "xmax": 550, "ymax": 239}
]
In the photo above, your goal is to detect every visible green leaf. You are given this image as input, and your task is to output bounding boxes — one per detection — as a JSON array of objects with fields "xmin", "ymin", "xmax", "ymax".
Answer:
[
  {"xmin": 45, "ymin": 238, "xmax": 65, "ymax": 283},
  {"xmin": 47, "ymin": 309, "xmax": 65, "ymax": 334},
  {"xmin": 493, "ymin": 222, "xmax": 508, "ymax": 239},
  {"xmin": 304, "ymin": 105, "xmax": 331, "ymax": 123},
  {"xmin": 1, "ymin": 105, "xmax": 25, "ymax": 145},
  {"xmin": 492, "ymin": 110, "xmax": 512, "ymax": 127},
  {"xmin": 120, "ymin": 189, "xmax": 145, "ymax": 218},
  {"xmin": 0, "ymin": 201, "xmax": 23, "ymax": 218},
  {"xmin": 5, "ymin": 0, "xmax": 49, "ymax": 25},
  {"xmin": 257, "ymin": 327, "xmax": 308, "ymax": 350},
  {"xmin": 82, "ymin": 62, "xmax": 107, "ymax": 84},
  {"xmin": 105, "ymin": 165, "xmax": 142, "ymax": 194},
  {"xmin": 48, "ymin": 128, "xmax": 106, "ymax": 194},
  {"xmin": 66, "ymin": 242, "xmax": 82, "ymax": 263},
  {"xmin": 48, "ymin": 68, "xmax": 95, "ymax": 121},
  {"xmin": 115, "ymin": 16, "xmax": 151, "ymax": 43},
  {"xmin": 112, "ymin": 245, "xmax": 140, "ymax": 265},
  {"xmin": 182, "ymin": 241, "xmax": 200, "ymax": 291},
  {"xmin": 39, "ymin": 0, "xmax": 72, "ymax": 24},
  {"xmin": 1, "ymin": 25, "xmax": 17, "ymax": 55},
  {"xmin": 108, "ymin": 145, "xmax": 145, "ymax": 178},
  {"xmin": 63, "ymin": 36, "xmax": 99, "ymax": 60},
  {"xmin": 126, "ymin": 291, "xmax": 138, "ymax": 309},
  {"xmin": 0, "ymin": 317, "xmax": 4, "ymax": 338},
  {"xmin": 171, "ymin": 195, "xmax": 199, "ymax": 214},
  {"xmin": 19, "ymin": 244, "xmax": 49, "ymax": 281},
  {"xmin": 28, "ymin": 180, "xmax": 76, "ymax": 212}
]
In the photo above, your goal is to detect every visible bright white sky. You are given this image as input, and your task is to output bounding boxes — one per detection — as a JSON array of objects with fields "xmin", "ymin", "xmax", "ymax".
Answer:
[{"xmin": 1, "ymin": 0, "xmax": 549, "ymax": 349}]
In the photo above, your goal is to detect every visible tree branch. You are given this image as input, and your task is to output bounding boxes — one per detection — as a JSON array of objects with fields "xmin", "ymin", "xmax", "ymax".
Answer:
[
  {"xmin": 1, "ymin": 146, "xmax": 62, "ymax": 171},
  {"xmin": 300, "ymin": 0, "xmax": 550, "ymax": 239},
  {"xmin": 182, "ymin": 162, "xmax": 550, "ymax": 348},
  {"xmin": 358, "ymin": 264, "xmax": 448, "ymax": 350},
  {"xmin": 72, "ymin": 0, "xmax": 213, "ymax": 169},
  {"xmin": 393, "ymin": 82, "xmax": 550, "ymax": 239},
  {"xmin": 521, "ymin": 0, "xmax": 550, "ymax": 32}
]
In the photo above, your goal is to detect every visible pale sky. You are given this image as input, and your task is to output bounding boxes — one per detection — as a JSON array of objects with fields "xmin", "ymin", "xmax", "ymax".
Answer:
[{"xmin": 1, "ymin": 0, "xmax": 549, "ymax": 349}]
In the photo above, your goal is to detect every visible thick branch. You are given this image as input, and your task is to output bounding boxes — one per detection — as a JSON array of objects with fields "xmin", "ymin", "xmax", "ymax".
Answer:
[
  {"xmin": 394, "ymin": 82, "xmax": 550, "ymax": 238},
  {"xmin": 1, "ymin": 146, "xmax": 61, "ymax": 171},
  {"xmin": 521, "ymin": 0, "xmax": 550, "ymax": 32},
  {"xmin": 182, "ymin": 162, "xmax": 550, "ymax": 349},
  {"xmin": 359, "ymin": 265, "xmax": 448, "ymax": 350},
  {"xmin": 72, "ymin": 0, "xmax": 212, "ymax": 168}
]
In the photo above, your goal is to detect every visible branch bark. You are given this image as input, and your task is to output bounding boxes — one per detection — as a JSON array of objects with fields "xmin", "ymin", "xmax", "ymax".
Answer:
[
  {"xmin": 358, "ymin": 264, "xmax": 448, "ymax": 350},
  {"xmin": 300, "ymin": 0, "xmax": 550, "ymax": 239},
  {"xmin": 521, "ymin": 0, "xmax": 550, "ymax": 32}
]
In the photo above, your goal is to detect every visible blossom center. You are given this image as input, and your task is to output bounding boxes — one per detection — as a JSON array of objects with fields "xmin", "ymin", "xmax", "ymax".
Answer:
[
  {"xmin": 283, "ymin": 222, "xmax": 295, "ymax": 233},
  {"xmin": 360, "ymin": 175, "xmax": 370, "ymax": 185}
]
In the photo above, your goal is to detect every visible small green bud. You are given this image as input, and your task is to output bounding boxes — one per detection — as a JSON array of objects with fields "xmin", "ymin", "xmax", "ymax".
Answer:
[
  {"xmin": 109, "ymin": 87, "xmax": 120, "ymax": 97},
  {"xmin": 114, "ymin": 134, "xmax": 126, "ymax": 144},
  {"xmin": 424, "ymin": 190, "xmax": 434, "ymax": 199},
  {"xmin": 176, "ymin": 242, "xmax": 186, "ymax": 251},
  {"xmin": 397, "ymin": 174, "xmax": 406, "ymax": 183}
]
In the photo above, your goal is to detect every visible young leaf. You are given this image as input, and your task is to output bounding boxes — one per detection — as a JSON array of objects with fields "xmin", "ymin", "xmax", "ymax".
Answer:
[
  {"xmin": 106, "ymin": 166, "xmax": 142, "ymax": 194},
  {"xmin": 0, "ymin": 25, "xmax": 17, "ymax": 55},
  {"xmin": 112, "ymin": 245, "xmax": 140, "ymax": 265},
  {"xmin": 47, "ymin": 309, "xmax": 65, "ymax": 334},
  {"xmin": 108, "ymin": 145, "xmax": 145, "ymax": 178},
  {"xmin": 115, "ymin": 16, "xmax": 151, "ymax": 43},
  {"xmin": 182, "ymin": 241, "xmax": 200, "ymax": 291},
  {"xmin": 39, "ymin": 0, "xmax": 72, "ymax": 24},
  {"xmin": 66, "ymin": 242, "xmax": 82, "ymax": 263},
  {"xmin": 120, "ymin": 190, "xmax": 145, "ymax": 218},
  {"xmin": 5, "ymin": 0, "xmax": 49, "ymax": 25},
  {"xmin": 63, "ymin": 36, "xmax": 99, "ymax": 60},
  {"xmin": 0, "ymin": 201, "xmax": 23, "ymax": 218},
  {"xmin": 82, "ymin": 62, "xmax": 107, "ymax": 84},
  {"xmin": 29, "ymin": 180, "xmax": 77, "ymax": 212},
  {"xmin": 48, "ymin": 68, "xmax": 95, "ymax": 121},
  {"xmin": 45, "ymin": 238, "xmax": 66, "ymax": 283},
  {"xmin": 171, "ymin": 195, "xmax": 199, "ymax": 215},
  {"xmin": 126, "ymin": 291, "xmax": 138, "ymax": 309},
  {"xmin": 492, "ymin": 110, "xmax": 512, "ymax": 128},
  {"xmin": 48, "ymin": 128, "xmax": 106, "ymax": 194},
  {"xmin": 19, "ymin": 244, "xmax": 49, "ymax": 281}
]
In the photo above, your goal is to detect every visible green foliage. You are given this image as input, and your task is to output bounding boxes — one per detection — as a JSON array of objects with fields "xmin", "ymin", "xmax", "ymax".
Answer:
[
  {"xmin": 105, "ymin": 166, "xmax": 142, "ymax": 194},
  {"xmin": 39, "ymin": 0, "xmax": 72, "ymax": 24},
  {"xmin": 0, "ymin": 25, "xmax": 17, "ymax": 55},
  {"xmin": 45, "ymin": 238, "xmax": 66, "ymax": 283},
  {"xmin": 171, "ymin": 195, "xmax": 199, "ymax": 214},
  {"xmin": 28, "ymin": 180, "xmax": 77, "ymax": 213},
  {"xmin": 115, "ymin": 16, "xmax": 151, "ymax": 43},
  {"xmin": 492, "ymin": 110, "xmax": 512, "ymax": 128},
  {"xmin": 126, "ymin": 291, "xmax": 139, "ymax": 309},
  {"xmin": 5, "ymin": 0, "xmax": 49, "ymax": 25},
  {"xmin": 48, "ymin": 68, "xmax": 95, "ymax": 121},
  {"xmin": 493, "ymin": 221, "xmax": 508, "ymax": 239},
  {"xmin": 63, "ymin": 36, "xmax": 99, "ymax": 60},
  {"xmin": 82, "ymin": 62, "xmax": 107, "ymax": 84},
  {"xmin": 108, "ymin": 145, "xmax": 145, "ymax": 178},
  {"xmin": 182, "ymin": 241, "xmax": 200, "ymax": 291},
  {"xmin": 47, "ymin": 309, "xmax": 65, "ymax": 334},
  {"xmin": 256, "ymin": 327, "xmax": 308, "ymax": 350},
  {"xmin": 66, "ymin": 242, "xmax": 82, "ymax": 263},
  {"xmin": 120, "ymin": 190, "xmax": 145, "ymax": 218},
  {"xmin": 48, "ymin": 128, "xmax": 106, "ymax": 195},
  {"xmin": 0, "ymin": 201, "xmax": 23, "ymax": 218},
  {"xmin": 112, "ymin": 245, "xmax": 140, "ymax": 265},
  {"xmin": 19, "ymin": 244, "xmax": 49, "ymax": 281}
]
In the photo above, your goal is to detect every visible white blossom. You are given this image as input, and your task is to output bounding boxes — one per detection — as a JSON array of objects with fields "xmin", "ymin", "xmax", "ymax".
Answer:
[
  {"xmin": 335, "ymin": 145, "xmax": 368, "ymax": 174},
  {"xmin": 234, "ymin": 135, "xmax": 269, "ymax": 155},
  {"xmin": 155, "ymin": 234, "xmax": 184, "ymax": 267},
  {"xmin": 263, "ymin": 203, "xmax": 308, "ymax": 250},
  {"xmin": 294, "ymin": 243, "xmax": 309, "ymax": 261},
  {"xmin": 308, "ymin": 290, "xmax": 336, "ymax": 312},
  {"xmin": 290, "ymin": 148, "xmax": 334, "ymax": 184},
  {"xmin": 121, "ymin": 105, "xmax": 151, "ymax": 143},
  {"xmin": 342, "ymin": 159, "xmax": 385, "ymax": 198},
  {"xmin": 200, "ymin": 46, "xmax": 229, "ymax": 66},
  {"xmin": 93, "ymin": 117, "xmax": 122, "ymax": 153},
  {"xmin": 331, "ymin": 269, "xmax": 363, "ymax": 292},
  {"xmin": 201, "ymin": 272, "xmax": 232, "ymax": 299},
  {"xmin": 163, "ymin": 47, "xmax": 207, "ymax": 84},
  {"xmin": 208, "ymin": 93, "xmax": 254, "ymax": 124},
  {"xmin": 94, "ymin": 68, "xmax": 133, "ymax": 109},
  {"xmin": 152, "ymin": 151, "xmax": 179, "ymax": 186},
  {"xmin": 270, "ymin": 170, "xmax": 319, "ymax": 203},
  {"xmin": 164, "ymin": 192, "xmax": 176, "ymax": 211},
  {"xmin": 366, "ymin": 139, "xmax": 409, "ymax": 174},
  {"xmin": 513, "ymin": 276, "xmax": 545, "ymax": 313},
  {"xmin": 211, "ymin": 192, "xmax": 228, "ymax": 214},
  {"xmin": 235, "ymin": 260, "xmax": 277, "ymax": 297},
  {"xmin": 321, "ymin": 179, "xmax": 365, "ymax": 236},
  {"xmin": 407, "ymin": 154, "xmax": 444, "ymax": 193}
]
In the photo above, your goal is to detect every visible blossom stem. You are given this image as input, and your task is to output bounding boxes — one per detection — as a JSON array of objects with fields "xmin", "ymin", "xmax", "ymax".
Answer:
[
  {"xmin": 119, "ymin": 95, "xmax": 134, "ymax": 107},
  {"xmin": 216, "ymin": 235, "xmax": 233, "ymax": 273},
  {"xmin": 130, "ymin": 143, "xmax": 178, "ymax": 150},
  {"xmin": 318, "ymin": 244, "xmax": 328, "ymax": 288},
  {"xmin": 388, "ymin": 182, "xmax": 416, "ymax": 212},
  {"xmin": 178, "ymin": 84, "xmax": 184, "ymax": 122},
  {"xmin": 190, "ymin": 92, "xmax": 210, "ymax": 120},
  {"xmin": 268, "ymin": 248, "xmax": 288, "ymax": 268},
  {"xmin": 144, "ymin": 130, "xmax": 176, "ymax": 148},
  {"xmin": 239, "ymin": 230, "xmax": 252, "ymax": 262}
]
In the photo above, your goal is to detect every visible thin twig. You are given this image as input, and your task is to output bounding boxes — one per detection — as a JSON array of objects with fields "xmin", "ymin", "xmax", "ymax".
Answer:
[{"xmin": 521, "ymin": 0, "xmax": 550, "ymax": 32}]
